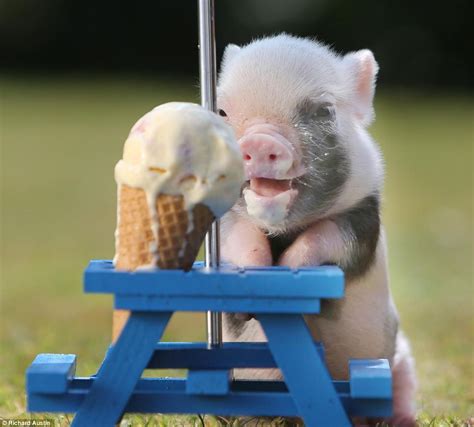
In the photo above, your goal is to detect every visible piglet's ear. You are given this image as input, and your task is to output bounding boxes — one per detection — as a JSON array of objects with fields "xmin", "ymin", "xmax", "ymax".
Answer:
[
  {"xmin": 220, "ymin": 44, "xmax": 241, "ymax": 72},
  {"xmin": 343, "ymin": 49, "xmax": 379, "ymax": 126}
]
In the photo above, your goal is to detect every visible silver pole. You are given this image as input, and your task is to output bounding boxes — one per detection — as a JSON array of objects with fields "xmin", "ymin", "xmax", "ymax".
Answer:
[{"xmin": 198, "ymin": 0, "xmax": 222, "ymax": 348}]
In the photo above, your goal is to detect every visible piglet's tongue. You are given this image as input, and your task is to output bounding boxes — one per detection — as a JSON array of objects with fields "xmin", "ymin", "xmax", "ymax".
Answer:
[{"xmin": 250, "ymin": 178, "xmax": 291, "ymax": 197}]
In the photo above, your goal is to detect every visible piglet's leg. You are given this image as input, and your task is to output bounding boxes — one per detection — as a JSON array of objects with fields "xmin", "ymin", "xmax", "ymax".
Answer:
[
  {"xmin": 221, "ymin": 212, "xmax": 272, "ymax": 267},
  {"xmin": 221, "ymin": 213, "xmax": 271, "ymax": 322},
  {"xmin": 390, "ymin": 332, "xmax": 417, "ymax": 427},
  {"xmin": 280, "ymin": 195, "xmax": 380, "ymax": 279},
  {"xmin": 278, "ymin": 220, "xmax": 346, "ymax": 268}
]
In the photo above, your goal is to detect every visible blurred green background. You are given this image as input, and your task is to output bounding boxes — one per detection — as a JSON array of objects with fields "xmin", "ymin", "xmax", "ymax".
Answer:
[
  {"xmin": 1, "ymin": 77, "xmax": 472, "ymax": 424},
  {"xmin": 1, "ymin": 0, "xmax": 473, "ymax": 425}
]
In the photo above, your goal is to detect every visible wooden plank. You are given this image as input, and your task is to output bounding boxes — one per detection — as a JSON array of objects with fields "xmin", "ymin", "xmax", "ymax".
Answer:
[
  {"xmin": 186, "ymin": 370, "xmax": 230, "ymax": 395},
  {"xmin": 26, "ymin": 354, "xmax": 76, "ymax": 394},
  {"xmin": 259, "ymin": 314, "xmax": 352, "ymax": 427},
  {"xmin": 28, "ymin": 377, "xmax": 392, "ymax": 417},
  {"xmin": 349, "ymin": 359, "xmax": 392, "ymax": 399},
  {"xmin": 84, "ymin": 260, "xmax": 344, "ymax": 300},
  {"xmin": 114, "ymin": 294, "xmax": 321, "ymax": 314},
  {"xmin": 71, "ymin": 311, "xmax": 172, "ymax": 427},
  {"xmin": 146, "ymin": 342, "xmax": 324, "ymax": 369}
]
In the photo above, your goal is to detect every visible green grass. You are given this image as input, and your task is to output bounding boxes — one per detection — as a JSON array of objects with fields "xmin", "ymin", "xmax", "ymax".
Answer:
[{"xmin": 0, "ymin": 76, "xmax": 473, "ymax": 425}]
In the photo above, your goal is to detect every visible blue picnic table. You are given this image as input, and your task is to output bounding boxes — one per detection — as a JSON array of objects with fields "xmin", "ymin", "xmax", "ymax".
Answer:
[{"xmin": 26, "ymin": 260, "xmax": 392, "ymax": 426}]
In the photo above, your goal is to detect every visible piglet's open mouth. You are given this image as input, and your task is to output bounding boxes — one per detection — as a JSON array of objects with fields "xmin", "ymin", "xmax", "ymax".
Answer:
[
  {"xmin": 249, "ymin": 177, "xmax": 292, "ymax": 197},
  {"xmin": 242, "ymin": 178, "xmax": 298, "ymax": 225}
]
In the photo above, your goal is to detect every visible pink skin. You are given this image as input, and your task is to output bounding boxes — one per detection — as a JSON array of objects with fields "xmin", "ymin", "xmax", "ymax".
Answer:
[
  {"xmin": 239, "ymin": 123, "xmax": 304, "ymax": 180},
  {"xmin": 278, "ymin": 220, "xmax": 346, "ymax": 267},
  {"xmin": 354, "ymin": 347, "xmax": 417, "ymax": 427},
  {"xmin": 220, "ymin": 106, "xmax": 344, "ymax": 265},
  {"xmin": 221, "ymin": 217, "xmax": 272, "ymax": 267},
  {"xmin": 279, "ymin": 222, "xmax": 417, "ymax": 427},
  {"xmin": 221, "ymin": 216, "xmax": 272, "ymax": 322},
  {"xmin": 222, "ymin": 219, "xmax": 417, "ymax": 426},
  {"xmin": 235, "ymin": 121, "xmax": 305, "ymax": 224},
  {"xmin": 221, "ymin": 218, "xmax": 344, "ymax": 270},
  {"xmin": 389, "ymin": 339, "xmax": 417, "ymax": 427},
  {"xmin": 221, "ymin": 108, "xmax": 416, "ymax": 426},
  {"xmin": 221, "ymin": 219, "xmax": 343, "ymax": 321}
]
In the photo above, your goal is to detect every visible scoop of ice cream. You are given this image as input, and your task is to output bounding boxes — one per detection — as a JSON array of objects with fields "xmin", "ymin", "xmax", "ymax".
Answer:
[{"xmin": 115, "ymin": 102, "xmax": 245, "ymax": 217}]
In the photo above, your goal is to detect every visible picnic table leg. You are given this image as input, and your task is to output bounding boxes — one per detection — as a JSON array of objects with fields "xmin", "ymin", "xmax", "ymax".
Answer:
[
  {"xmin": 72, "ymin": 311, "xmax": 172, "ymax": 427},
  {"xmin": 258, "ymin": 314, "xmax": 352, "ymax": 427}
]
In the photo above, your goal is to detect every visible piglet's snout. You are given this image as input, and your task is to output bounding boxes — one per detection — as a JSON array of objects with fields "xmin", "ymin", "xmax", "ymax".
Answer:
[{"xmin": 239, "ymin": 125, "xmax": 300, "ymax": 180}]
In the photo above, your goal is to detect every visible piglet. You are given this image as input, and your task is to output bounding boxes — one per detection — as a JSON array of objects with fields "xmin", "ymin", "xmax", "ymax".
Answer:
[{"xmin": 217, "ymin": 34, "xmax": 417, "ymax": 426}]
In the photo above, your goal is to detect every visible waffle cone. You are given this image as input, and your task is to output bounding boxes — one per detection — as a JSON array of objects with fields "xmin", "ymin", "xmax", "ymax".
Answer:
[
  {"xmin": 114, "ymin": 185, "xmax": 155, "ymax": 271},
  {"xmin": 155, "ymin": 191, "xmax": 215, "ymax": 270},
  {"xmin": 113, "ymin": 184, "xmax": 214, "ymax": 341}
]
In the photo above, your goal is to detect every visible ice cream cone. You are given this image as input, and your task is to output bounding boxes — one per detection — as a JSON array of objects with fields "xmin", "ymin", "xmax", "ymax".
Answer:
[
  {"xmin": 115, "ymin": 184, "xmax": 214, "ymax": 271},
  {"xmin": 112, "ymin": 184, "xmax": 214, "ymax": 342},
  {"xmin": 158, "ymin": 191, "xmax": 214, "ymax": 268},
  {"xmin": 114, "ymin": 185, "xmax": 155, "ymax": 271},
  {"xmin": 112, "ymin": 102, "xmax": 245, "ymax": 343}
]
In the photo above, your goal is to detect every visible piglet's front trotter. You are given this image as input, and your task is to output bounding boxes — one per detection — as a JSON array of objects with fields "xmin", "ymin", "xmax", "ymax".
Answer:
[{"xmin": 112, "ymin": 102, "xmax": 245, "ymax": 341}]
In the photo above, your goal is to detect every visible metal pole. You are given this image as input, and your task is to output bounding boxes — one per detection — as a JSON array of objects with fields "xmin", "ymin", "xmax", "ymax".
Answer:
[{"xmin": 198, "ymin": 0, "xmax": 222, "ymax": 348}]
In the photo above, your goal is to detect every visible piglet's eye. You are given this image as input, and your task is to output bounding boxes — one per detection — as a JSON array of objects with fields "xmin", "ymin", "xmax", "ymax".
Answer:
[
  {"xmin": 218, "ymin": 109, "xmax": 227, "ymax": 117},
  {"xmin": 316, "ymin": 104, "xmax": 334, "ymax": 118}
]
